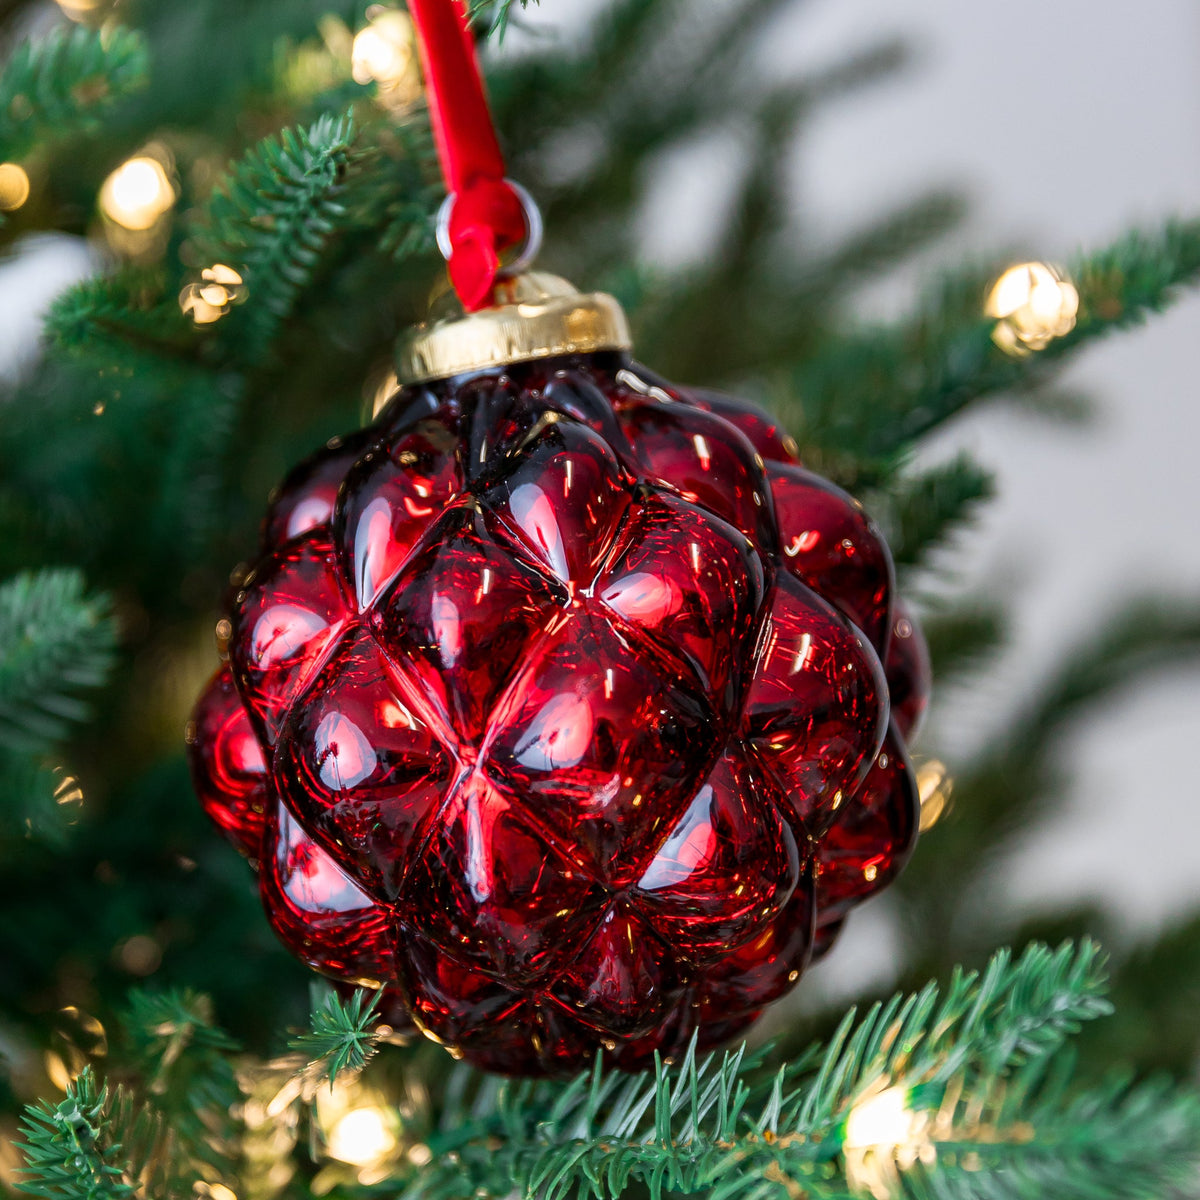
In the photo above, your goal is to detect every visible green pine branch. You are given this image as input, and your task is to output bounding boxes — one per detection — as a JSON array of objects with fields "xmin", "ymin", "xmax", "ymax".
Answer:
[
  {"xmin": 901, "ymin": 599, "xmax": 1200, "ymax": 958},
  {"xmin": 470, "ymin": 0, "xmax": 538, "ymax": 39},
  {"xmin": 194, "ymin": 110, "xmax": 359, "ymax": 357},
  {"xmin": 884, "ymin": 453, "xmax": 994, "ymax": 572},
  {"xmin": 387, "ymin": 941, "xmax": 1190, "ymax": 1200},
  {"xmin": 789, "ymin": 217, "xmax": 1200, "ymax": 484},
  {"xmin": 0, "ymin": 24, "xmax": 149, "ymax": 163},
  {"xmin": 922, "ymin": 606, "xmax": 1005, "ymax": 682},
  {"xmin": 15, "ymin": 1068, "xmax": 133, "ymax": 1200},
  {"xmin": 0, "ymin": 569, "xmax": 116, "ymax": 756},
  {"xmin": 289, "ymin": 985, "xmax": 382, "ymax": 1085},
  {"xmin": 44, "ymin": 270, "xmax": 192, "ymax": 362}
]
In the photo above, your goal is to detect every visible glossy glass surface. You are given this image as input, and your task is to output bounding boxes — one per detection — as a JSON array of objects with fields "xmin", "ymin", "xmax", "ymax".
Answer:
[
  {"xmin": 190, "ymin": 353, "xmax": 925, "ymax": 1075},
  {"xmin": 884, "ymin": 600, "xmax": 932, "ymax": 742},
  {"xmin": 741, "ymin": 574, "xmax": 888, "ymax": 833},
  {"xmin": 814, "ymin": 725, "xmax": 919, "ymax": 923},
  {"xmin": 687, "ymin": 387, "xmax": 802, "ymax": 466},
  {"xmin": 186, "ymin": 666, "xmax": 269, "ymax": 858},
  {"xmin": 263, "ymin": 430, "xmax": 373, "ymax": 550},
  {"xmin": 618, "ymin": 398, "xmax": 776, "ymax": 551},
  {"xmin": 229, "ymin": 531, "xmax": 351, "ymax": 744},
  {"xmin": 769, "ymin": 463, "xmax": 894, "ymax": 652},
  {"xmin": 260, "ymin": 803, "xmax": 395, "ymax": 985}
]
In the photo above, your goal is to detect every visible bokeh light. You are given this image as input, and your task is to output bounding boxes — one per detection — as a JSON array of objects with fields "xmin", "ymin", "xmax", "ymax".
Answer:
[
  {"xmin": 0, "ymin": 163, "xmax": 30, "ymax": 212},
  {"xmin": 986, "ymin": 261, "xmax": 1079, "ymax": 356},
  {"xmin": 352, "ymin": 7, "xmax": 420, "ymax": 108},
  {"xmin": 99, "ymin": 155, "xmax": 175, "ymax": 231}
]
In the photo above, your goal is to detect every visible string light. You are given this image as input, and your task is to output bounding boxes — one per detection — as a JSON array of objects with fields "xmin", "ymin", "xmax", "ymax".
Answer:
[
  {"xmin": 312, "ymin": 1074, "xmax": 410, "ymax": 1186},
  {"xmin": 54, "ymin": 0, "xmax": 109, "ymax": 20},
  {"xmin": 916, "ymin": 759, "xmax": 953, "ymax": 833},
  {"xmin": 45, "ymin": 1007, "xmax": 108, "ymax": 1092},
  {"xmin": 326, "ymin": 1106, "xmax": 397, "ymax": 1166},
  {"xmin": 843, "ymin": 1084, "xmax": 934, "ymax": 1200},
  {"xmin": 352, "ymin": 7, "xmax": 421, "ymax": 108},
  {"xmin": 985, "ymin": 261, "xmax": 1078, "ymax": 356},
  {"xmin": 0, "ymin": 163, "xmax": 30, "ymax": 211},
  {"xmin": 180, "ymin": 264, "xmax": 247, "ymax": 325},
  {"xmin": 194, "ymin": 1185, "xmax": 238, "ymax": 1200},
  {"xmin": 99, "ymin": 154, "xmax": 175, "ymax": 231}
]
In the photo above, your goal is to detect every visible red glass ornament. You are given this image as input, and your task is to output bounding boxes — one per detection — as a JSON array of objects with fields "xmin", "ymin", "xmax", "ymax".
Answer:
[
  {"xmin": 186, "ymin": 666, "xmax": 269, "ymax": 858},
  {"xmin": 189, "ymin": 353, "xmax": 927, "ymax": 1075},
  {"xmin": 815, "ymin": 726, "xmax": 919, "ymax": 924},
  {"xmin": 884, "ymin": 599, "xmax": 932, "ymax": 742}
]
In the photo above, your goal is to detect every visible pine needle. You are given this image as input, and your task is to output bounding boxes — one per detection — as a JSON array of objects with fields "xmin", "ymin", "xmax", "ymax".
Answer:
[
  {"xmin": 0, "ymin": 570, "xmax": 116, "ymax": 756},
  {"xmin": 0, "ymin": 25, "xmax": 148, "ymax": 162}
]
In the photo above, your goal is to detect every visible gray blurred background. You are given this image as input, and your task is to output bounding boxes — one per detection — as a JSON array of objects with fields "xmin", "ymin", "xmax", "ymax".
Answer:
[{"xmin": 2, "ymin": 0, "xmax": 1198, "ymax": 998}]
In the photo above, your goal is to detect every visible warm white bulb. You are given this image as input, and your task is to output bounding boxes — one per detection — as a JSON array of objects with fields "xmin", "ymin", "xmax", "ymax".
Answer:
[
  {"xmin": 352, "ymin": 11, "xmax": 415, "ymax": 88},
  {"xmin": 844, "ymin": 1087, "xmax": 916, "ymax": 1149},
  {"xmin": 986, "ymin": 261, "xmax": 1078, "ymax": 355},
  {"xmin": 326, "ymin": 1106, "xmax": 397, "ymax": 1167},
  {"xmin": 0, "ymin": 162, "xmax": 30, "ymax": 211},
  {"xmin": 100, "ymin": 156, "xmax": 174, "ymax": 230}
]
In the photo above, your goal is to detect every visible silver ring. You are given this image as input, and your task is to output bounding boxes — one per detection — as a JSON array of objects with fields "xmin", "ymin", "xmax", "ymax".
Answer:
[{"xmin": 435, "ymin": 179, "xmax": 543, "ymax": 277}]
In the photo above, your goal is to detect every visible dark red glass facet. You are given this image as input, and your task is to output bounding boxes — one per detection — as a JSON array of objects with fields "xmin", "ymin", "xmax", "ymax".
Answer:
[
  {"xmin": 884, "ymin": 600, "xmax": 932, "ymax": 743},
  {"xmin": 260, "ymin": 803, "xmax": 395, "ymax": 985},
  {"xmin": 191, "ymin": 353, "xmax": 922, "ymax": 1075},
  {"xmin": 263, "ymin": 430, "xmax": 373, "ymax": 550},
  {"xmin": 596, "ymin": 492, "xmax": 765, "ymax": 713},
  {"xmin": 550, "ymin": 905, "xmax": 675, "ymax": 1039},
  {"xmin": 768, "ymin": 463, "xmax": 894, "ymax": 652},
  {"xmin": 633, "ymin": 747, "xmax": 799, "ymax": 965},
  {"xmin": 698, "ymin": 865, "xmax": 817, "ymax": 1015},
  {"xmin": 484, "ymin": 418, "xmax": 632, "ymax": 586},
  {"xmin": 484, "ymin": 610, "xmax": 716, "ymax": 877},
  {"xmin": 688, "ymin": 387, "xmax": 802, "ymax": 466},
  {"xmin": 618, "ymin": 399, "xmax": 776, "ymax": 552},
  {"xmin": 230, "ymin": 531, "xmax": 351, "ymax": 745},
  {"xmin": 186, "ymin": 666, "xmax": 269, "ymax": 858},
  {"xmin": 373, "ymin": 506, "xmax": 565, "ymax": 747},
  {"xmin": 273, "ymin": 627, "xmax": 454, "ymax": 899},
  {"xmin": 815, "ymin": 727, "xmax": 919, "ymax": 924},
  {"xmin": 741, "ymin": 574, "xmax": 888, "ymax": 832},
  {"xmin": 398, "ymin": 771, "xmax": 608, "ymax": 983},
  {"xmin": 334, "ymin": 415, "xmax": 464, "ymax": 611}
]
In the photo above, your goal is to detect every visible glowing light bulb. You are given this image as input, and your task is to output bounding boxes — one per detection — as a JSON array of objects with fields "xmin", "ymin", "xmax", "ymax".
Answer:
[
  {"xmin": 326, "ymin": 1106, "xmax": 397, "ymax": 1166},
  {"xmin": 843, "ymin": 1085, "xmax": 934, "ymax": 1200},
  {"xmin": 845, "ymin": 1087, "xmax": 916, "ymax": 1150},
  {"xmin": 352, "ymin": 7, "xmax": 420, "ymax": 108},
  {"xmin": 985, "ymin": 261, "xmax": 1078, "ymax": 356},
  {"xmin": 55, "ymin": 0, "xmax": 107, "ymax": 19},
  {"xmin": 100, "ymin": 156, "xmax": 175, "ymax": 231},
  {"xmin": 180, "ymin": 264, "xmax": 246, "ymax": 325},
  {"xmin": 0, "ymin": 163, "xmax": 30, "ymax": 211}
]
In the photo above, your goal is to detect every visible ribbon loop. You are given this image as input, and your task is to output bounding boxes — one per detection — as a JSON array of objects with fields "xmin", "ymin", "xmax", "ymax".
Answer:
[{"xmin": 407, "ymin": 0, "xmax": 532, "ymax": 309}]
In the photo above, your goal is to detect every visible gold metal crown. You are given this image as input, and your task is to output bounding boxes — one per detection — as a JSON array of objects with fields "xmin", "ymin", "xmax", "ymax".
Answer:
[{"xmin": 395, "ymin": 272, "xmax": 632, "ymax": 386}]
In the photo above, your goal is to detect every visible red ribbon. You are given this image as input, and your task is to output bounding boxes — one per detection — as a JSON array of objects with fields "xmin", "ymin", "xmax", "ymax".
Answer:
[{"xmin": 407, "ymin": 0, "xmax": 528, "ymax": 310}]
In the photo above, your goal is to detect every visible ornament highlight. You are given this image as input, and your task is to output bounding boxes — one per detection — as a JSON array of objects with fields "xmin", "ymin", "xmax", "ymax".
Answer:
[
  {"xmin": 986, "ymin": 261, "xmax": 1078, "ymax": 356},
  {"xmin": 188, "ymin": 275, "xmax": 928, "ymax": 1075}
]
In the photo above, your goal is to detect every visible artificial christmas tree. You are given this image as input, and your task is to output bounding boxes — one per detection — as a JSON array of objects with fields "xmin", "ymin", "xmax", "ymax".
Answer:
[{"xmin": 3, "ymin": 0, "xmax": 1200, "ymax": 1195}]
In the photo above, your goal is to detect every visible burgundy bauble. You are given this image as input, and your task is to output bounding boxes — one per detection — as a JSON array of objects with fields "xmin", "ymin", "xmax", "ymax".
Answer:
[{"xmin": 188, "ymin": 351, "xmax": 927, "ymax": 1074}]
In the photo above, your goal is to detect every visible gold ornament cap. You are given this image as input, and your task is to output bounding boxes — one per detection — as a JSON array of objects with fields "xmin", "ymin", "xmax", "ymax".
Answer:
[{"xmin": 396, "ymin": 271, "xmax": 632, "ymax": 386}]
